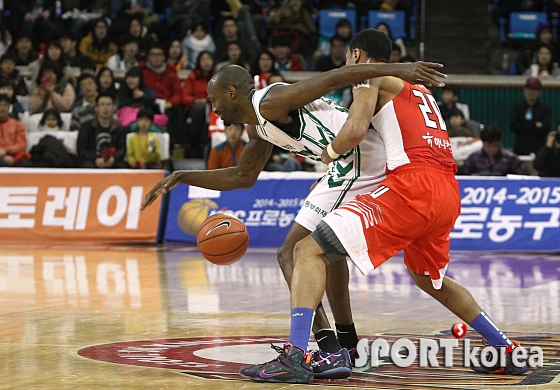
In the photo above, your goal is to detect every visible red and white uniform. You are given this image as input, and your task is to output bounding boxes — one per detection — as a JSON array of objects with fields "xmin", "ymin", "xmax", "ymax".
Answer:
[{"xmin": 322, "ymin": 81, "xmax": 460, "ymax": 289}]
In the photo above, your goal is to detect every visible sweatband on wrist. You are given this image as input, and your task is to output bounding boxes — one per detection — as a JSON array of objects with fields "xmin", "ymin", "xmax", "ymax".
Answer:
[{"xmin": 327, "ymin": 144, "xmax": 340, "ymax": 160}]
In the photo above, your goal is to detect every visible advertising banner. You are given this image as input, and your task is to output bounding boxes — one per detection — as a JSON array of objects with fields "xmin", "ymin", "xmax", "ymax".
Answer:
[
  {"xmin": 0, "ymin": 168, "xmax": 164, "ymax": 243},
  {"xmin": 163, "ymin": 173, "xmax": 560, "ymax": 252},
  {"xmin": 451, "ymin": 176, "xmax": 560, "ymax": 251}
]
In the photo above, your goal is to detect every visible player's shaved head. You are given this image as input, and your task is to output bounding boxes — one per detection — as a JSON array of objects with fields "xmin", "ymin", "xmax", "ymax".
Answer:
[{"xmin": 209, "ymin": 65, "xmax": 254, "ymax": 95}]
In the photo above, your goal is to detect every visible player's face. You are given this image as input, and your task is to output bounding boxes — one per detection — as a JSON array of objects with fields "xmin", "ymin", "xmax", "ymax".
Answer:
[{"xmin": 207, "ymin": 85, "xmax": 241, "ymax": 124}]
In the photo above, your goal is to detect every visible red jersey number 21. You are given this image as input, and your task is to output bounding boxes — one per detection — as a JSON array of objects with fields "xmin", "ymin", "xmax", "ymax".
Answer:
[{"xmin": 412, "ymin": 89, "xmax": 447, "ymax": 131}]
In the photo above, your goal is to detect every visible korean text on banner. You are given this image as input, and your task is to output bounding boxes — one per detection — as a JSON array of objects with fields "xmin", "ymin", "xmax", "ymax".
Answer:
[{"xmin": 0, "ymin": 168, "xmax": 165, "ymax": 243}]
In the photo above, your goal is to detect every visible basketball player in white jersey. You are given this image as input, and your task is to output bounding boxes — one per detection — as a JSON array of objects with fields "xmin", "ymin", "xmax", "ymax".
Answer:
[
  {"xmin": 241, "ymin": 29, "xmax": 530, "ymax": 384},
  {"xmin": 141, "ymin": 61, "xmax": 446, "ymax": 379}
]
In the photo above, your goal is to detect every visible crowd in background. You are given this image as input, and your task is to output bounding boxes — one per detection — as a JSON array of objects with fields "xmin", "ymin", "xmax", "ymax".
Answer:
[{"xmin": 0, "ymin": 0, "xmax": 558, "ymax": 177}]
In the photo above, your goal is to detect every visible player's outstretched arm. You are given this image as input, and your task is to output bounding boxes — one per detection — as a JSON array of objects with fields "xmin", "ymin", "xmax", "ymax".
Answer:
[
  {"xmin": 141, "ymin": 134, "xmax": 272, "ymax": 210},
  {"xmin": 321, "ymin": 80, "xmax": 380, "ymax": 164},
  {"xmin": 262, "ymin": 62, "xmax": 446, "ymax": 116}
]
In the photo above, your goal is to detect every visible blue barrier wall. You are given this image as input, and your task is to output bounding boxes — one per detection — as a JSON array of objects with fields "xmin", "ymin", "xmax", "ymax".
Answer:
[{"xmin": 162, "ymin": 173, "xmax": 560, "ymax": 252}]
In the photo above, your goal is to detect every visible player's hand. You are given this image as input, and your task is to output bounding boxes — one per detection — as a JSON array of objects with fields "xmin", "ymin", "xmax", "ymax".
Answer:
[
  {"xmin": 321, "ymin": 147, "xmax": 336, "ymax": 165},
  {"xmin": 396, "ymin": 62, "xmax": 447, "ymax": 87},
  {"xmin": 141, "ymin": 172, "xmax": 181, "ymax": 210}
]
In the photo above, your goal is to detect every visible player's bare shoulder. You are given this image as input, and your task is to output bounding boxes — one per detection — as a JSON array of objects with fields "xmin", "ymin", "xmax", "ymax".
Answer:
[{"xmin": 247, "ymin": 124, "xmax": 262, "ymax": 140}]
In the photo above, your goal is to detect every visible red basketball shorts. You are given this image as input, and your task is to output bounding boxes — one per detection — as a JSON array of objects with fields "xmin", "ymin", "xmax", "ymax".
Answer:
[{"xmin": 322, "ymin": 163, "xmax": 461, "ymax": 289}]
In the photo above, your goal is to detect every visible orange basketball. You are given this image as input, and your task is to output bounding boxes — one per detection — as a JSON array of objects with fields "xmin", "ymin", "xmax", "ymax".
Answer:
[{"xmin": 196, "ymin": 213, "xmax": 249, "ymax": 265}]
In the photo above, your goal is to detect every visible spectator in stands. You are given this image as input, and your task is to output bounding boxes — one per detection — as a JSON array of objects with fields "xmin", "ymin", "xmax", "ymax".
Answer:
[
  {"xmin": 110, "ymin": 0, "xmax": 160, "ymax": 39},
  {"xmin": 107, "ymin": 34, "xmax": 140, "ymax": 71},
  {"xmin": 0, "ymin": 94, "xmax": 31, "ymax": 167},
  {"xmin": 168, "ymin": 40, "xmax": 189, "ymax": 71},
  {"xmin": 28, "ymin": 40, "xmax": 69, "ymax": 88},
  {"xmin": 59, "ymin": 0, "xmax": 112, "ymax": 37},
  {"xmin": 140, "ymin": 43, "xmax": 182, "ymax": 148},
  {"xmin": 128, "ymin": 17, "xmax": 156, "ymax": 59},
  {"xmin": 314, "ymin": 35, "xmax": 350, "ymax": 106},
  {"xmin": 462, "ymin": 126, "xmax": 529, "ymax": 176},
  {"xmin": 375, "ymin": 22, "xmax": 407, "ymax": 58},
  {"xmin": 169, "ymin": 0, "xmax": 211, "ymax": 38},
  {"xmin": 534, "ymin": 129, "xmax": 560, "ymax": 177},
  {"xmin": 214, "ymin": 17, "xmax": 257, "ymax": 67},
  {"xmin": 79, "ymin": 18, "xmax": 117, "ymax": 68},
  {"xmin": 77, "ymin": 92, "xmax": 127, "ymax": 168},
  {"xmin": 0, "ymin": 54, "xmax": 29, "ymax": 97},
  {"xmin": 79, "ymin": 60, "xmax": 98, "ymax": 76},
  {"xmin": 60, "ymin": 32, "xmax": 88, "ymax": 68},
  {"xmin": 522, "ymin": 44, "xmax": 560, "ymax": 76},
  {"xmin": 96, "ymin": 67, "xmax": 118, "ymax": 100},
  {"xmin": 0, "ymin": 14, "xmax": 12, "ymax": 57},
  {"xmin": 0, "ymin": 79, "xmax": 25, "ymax": 120},
  {"xmin": 509, "ymin": 77, "xmax": 551, "ymax": 155},
  {"xmin": 70, "ymin": 73, "xmax": 98, "ymax": 131},
  {"xmin": 215, "ymin": 41, "xmax": 251, "ymax": 72},
  {"xmin": 9, "ymin": 33, "xmax": 38, "ymax": 66},
  {"xmin": 315, "ymin": 35, "xmax": 346, "ymax": 71},
  {"xmin": 182, "ymin": 21, "xmax": 216, "ymax": 70},
  {"xmin": 314, "ymin": 18, "xmax": 352, "ymax": 64},
  {"xmin": 127, "ymin": 108, "xmax": 162, "ymax": 169},
  {"xmin": 29, "ymin": 61, "xmax": 76, "ymax": 114},
  {"xmin": 37, "ymin": 108, "xmax": 64, "ymax": 132},
  {"xmin": 389, "ymin": 44, "xmax": 402, "ymax": 63},
  {"xmin": 265, "ymin": 146, "xmax": 302, "ymax": 172},
  {"xmin": 11, "ymin": 0, "xmax": 57, "ymax": 51},
  {"xmin": 140, "ymin": 43, "xmax": 182, "ymax": 112},
  {"xmin": 207, "ymin": 122, "xmax": 246, "ymax": 169},
  {"xmin": 182, "ymin": 50, "xmax": 214, "ymax": 158},
  {"xmin": 212, "ymin": 0, "xmax": 261, "ymax": 54},
  {"xmin": 516, "ymin": 23, "xmax": 559, "ymax": 75},
  {"xmin": 447, "ymin": 109, "xmax": 474, "ymax": 137},
  {"xmin": 117, "ymin": 67, "xmax": 156, "ymax": 111},
  {"xmin": 437, "ymin": 85, "xmax": 470, "ymax": 121},
  {"xmin": 265, "ymin": 0, "xmax": 317, "ymax": 59},
  {"xmin": 272, "ymin": 36, "xmax": 305, "ymax": 71},
  {"xmin": 252, "ymin": 49, "xmax": 285, "ymax": 90}
]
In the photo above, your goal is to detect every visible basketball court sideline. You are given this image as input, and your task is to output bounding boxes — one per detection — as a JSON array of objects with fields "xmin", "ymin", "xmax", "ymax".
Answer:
[{"xmin": 1, "ymin": 244, "xmax": 559, "ymax": 389}]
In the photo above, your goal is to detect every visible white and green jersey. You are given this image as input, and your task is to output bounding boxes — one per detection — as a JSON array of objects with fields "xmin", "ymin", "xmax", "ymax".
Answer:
[{"xmin": 251, "ymin": 83, "xmax": 387, "ymax": 231}]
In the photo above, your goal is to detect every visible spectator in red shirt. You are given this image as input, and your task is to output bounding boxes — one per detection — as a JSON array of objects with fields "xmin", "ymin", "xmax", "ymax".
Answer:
[
  {"xmin": 182, "ymin": 51, "xmax": 215, "ymax": 158},
  {"xmin": 140, "ymin": 43, "xmax": 182, "ymax": 151},
  {"xmin": 272, "ymin": 36, "xmax": 305, "ymax": 72},
  {"xmin": 140, "ymin": 43, "xmax": 182, "ymax": 110},
  {"xmin": 207, "ymin": 122, "xmax": 246, "ymax": 169},
  {"xmin": 0, "ymin": 94, "xmax": 31, "ymax": 167}
]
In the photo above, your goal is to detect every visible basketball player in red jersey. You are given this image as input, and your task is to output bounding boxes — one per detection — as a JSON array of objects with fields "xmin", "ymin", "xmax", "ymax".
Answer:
[{"xmin": 243, "ymin": 29, "xmax": 530, "ymax": 384}]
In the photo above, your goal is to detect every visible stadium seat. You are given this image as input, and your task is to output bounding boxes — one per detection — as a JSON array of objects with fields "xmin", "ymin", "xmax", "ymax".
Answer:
[
  {"xmin": 318, "ymin": 9, "xmax": 357, "ymax": 38},
  {"xmin": 507, "ymin": 12, "xmax": 548, "ymax": 39},
  {"xmin": 368, "ymin": 11, "xmax": 407, "ymax": 39}
]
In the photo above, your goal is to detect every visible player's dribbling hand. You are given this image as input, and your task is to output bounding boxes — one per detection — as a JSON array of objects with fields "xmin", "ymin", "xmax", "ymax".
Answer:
[
  {"xmin": 141, "ymin": 172, "xmax": 180, "ymax": 210},
  {"xmin": 397, "ymin": 62, "xmax": 447, "ymax": 87},
  {"xmin": 321, "ymin": 147, "xmax": 336, "ymax": 165}
]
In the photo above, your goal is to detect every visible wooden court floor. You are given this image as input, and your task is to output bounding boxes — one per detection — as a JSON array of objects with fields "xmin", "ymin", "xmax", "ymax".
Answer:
[{"xmin": 1, "ymin": 244, "xmax": 559, "ymax": 389}]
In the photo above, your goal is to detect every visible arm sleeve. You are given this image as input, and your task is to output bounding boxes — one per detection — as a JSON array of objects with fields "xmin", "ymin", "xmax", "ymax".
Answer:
[
  {"xmin": 181, "ymin": 75, "xmax": 195, "ymax": 111},
  {"xmin": 77, "ymin": 125, "xmax": 97, "ymax": 163},
  {"xmin": 127, "ymin": 136, "xmax": 136, "ymax": 165},
  {"xmin": 113, "ymin": 128, "xmax": 127, "ymax": 161}
]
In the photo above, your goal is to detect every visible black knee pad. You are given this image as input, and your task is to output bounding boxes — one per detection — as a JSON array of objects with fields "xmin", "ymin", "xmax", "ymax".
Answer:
[{"xmin": 311, "ymin": 221, "xmax": 348, "ymax": 264}]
